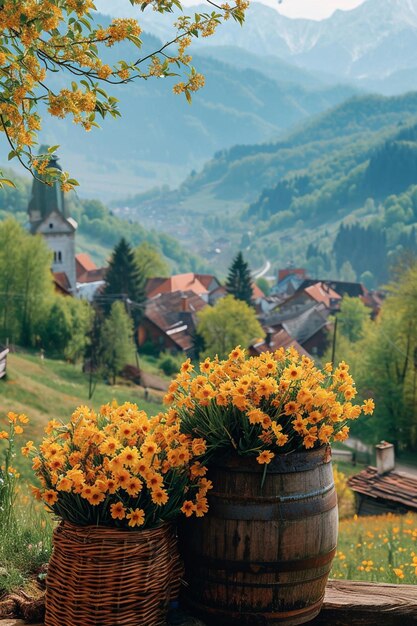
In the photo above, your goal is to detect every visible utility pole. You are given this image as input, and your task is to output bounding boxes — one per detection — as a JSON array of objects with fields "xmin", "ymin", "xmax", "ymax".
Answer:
[{"xmin": 331, "ymin": 315, "xmax": 338, "ymax": 364}]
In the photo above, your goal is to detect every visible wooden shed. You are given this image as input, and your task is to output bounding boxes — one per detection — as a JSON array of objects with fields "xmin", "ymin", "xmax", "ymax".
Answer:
[{"xmin": 348, "ymin": 442, "xmax": 417, "ymax": 516}]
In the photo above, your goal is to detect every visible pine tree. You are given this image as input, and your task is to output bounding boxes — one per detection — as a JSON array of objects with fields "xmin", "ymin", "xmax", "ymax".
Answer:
[
  {"xmin": 225, "ymin": 251, "xmax": 253, "ymax": 306},
  {"xmin": 100, "ymin": 238, "xmax": 146, "ymax": 330}
]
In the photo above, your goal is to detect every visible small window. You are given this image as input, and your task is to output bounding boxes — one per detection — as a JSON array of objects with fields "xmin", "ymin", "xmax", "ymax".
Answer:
[
  {"xmin": 53, "ymin": 251, "xmax": 57, "ymax": 263},
  {"xmin": 49, "ymin": 223, "xmax": 53, "ymax": 229},
  {"xmin": 58, "ymin": 251, "xmax": 62, "ymax": 263}
]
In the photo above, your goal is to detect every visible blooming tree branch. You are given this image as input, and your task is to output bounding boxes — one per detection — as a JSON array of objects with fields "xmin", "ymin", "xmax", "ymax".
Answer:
[{"xmin": 0, "ymin": 0, "xmax": 249, "ymax": 189}]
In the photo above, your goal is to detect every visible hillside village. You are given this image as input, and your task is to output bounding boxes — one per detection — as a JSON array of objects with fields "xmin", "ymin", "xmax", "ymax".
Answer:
[{"xmin": 11, "ymin": 150, "xmax": 386, "ymax": 370}]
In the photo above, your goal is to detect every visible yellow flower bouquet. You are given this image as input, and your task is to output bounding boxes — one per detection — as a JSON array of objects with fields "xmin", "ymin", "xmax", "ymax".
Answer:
[
  {"xmin": 25, "ymin": 402, "xmax": 212, "ymax": 626},
  {"xmin": 29, "ymin": 402, "xmax": 211, "ymax": 529},
  {"xmin": 165, "ymin": 346, "xmax": 374, "ymax": 465},
  {"xmin": 170, "ymin": 347, "xmax": 375, "ymax": 625}
]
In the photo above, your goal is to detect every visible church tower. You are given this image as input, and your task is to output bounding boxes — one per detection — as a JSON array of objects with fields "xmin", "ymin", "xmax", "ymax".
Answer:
[{"xmin": 28, "ymin": 150, "xmax": 78, "ymax": 292}]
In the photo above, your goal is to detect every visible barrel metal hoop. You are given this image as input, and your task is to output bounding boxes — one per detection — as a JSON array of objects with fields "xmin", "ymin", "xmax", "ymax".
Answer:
[
  {"xmin": 185, "ymin": 593, "xmax": 325, "ymax": 623},
  {"xmin": 184, "ymin": 546, "xmax": 337, "ymax": 575},
  {"xmin": 208, "ymin": 487, "xmax": 337, "ymax": 521},
  {"xmin": 190, "ymin": 569, "xmax": 332, "ymax": 589},
  {"xmin": 210, "ymin": 481, "xmax": 334, "ymax": 504}
]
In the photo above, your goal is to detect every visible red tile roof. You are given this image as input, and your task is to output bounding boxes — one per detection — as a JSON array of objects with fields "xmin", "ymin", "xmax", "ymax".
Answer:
[
  {"xmin": 348, "ymin": 467, "xmax": 417, "ymax": 512},
  {"xmin": 194, "ymin": 274, "xmax": 220, "ymax": 290},
  {"xmin": 250, "ymin": 328, "xmax": 311, "ymax": 358},
  {"xmin": 305, "ymin": 282, "xmax": 341, "ymax": 308},
  {"xmin": 252, "ymin": 282, "xmax": 265, "ymax": 300},
  {"xmin": 278, "ymin": 268, "xmax": 307, "ymax": 282},
  {"xmin": 75, "ymin": 253, "xmax": 97, "ymax": 279},
  {"xmin": 147, "ymin": 273, "xmax": 209, "ymax": 299},
  {"xmin": 53, "ymin": 271, "xmax": 72, "ymax": 295},
  {"xmin": 77, "ymin": 267, "xmax": 107, "ymax": 284}
]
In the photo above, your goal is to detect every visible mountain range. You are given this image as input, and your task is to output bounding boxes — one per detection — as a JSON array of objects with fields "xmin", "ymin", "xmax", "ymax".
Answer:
[
  {"xmin": 0, "ymin": 15, "xmax": 355, "ymax": 200},
  {"xmin": 96, "ymin": 0, "xmax": 417, "ymax": 91}
]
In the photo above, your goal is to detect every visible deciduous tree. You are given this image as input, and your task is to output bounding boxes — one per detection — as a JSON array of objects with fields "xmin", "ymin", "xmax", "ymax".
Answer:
[
  {"xmin": 197, "ymin": 295, "xmax": 264, "ymax": 359},
  {"xmin": 134, "ymin": 241, "xmax": 169, "ymax": 280},
  {"xmin": 100, "ymin": 300, "xmax": 134, "ymax": 384}
]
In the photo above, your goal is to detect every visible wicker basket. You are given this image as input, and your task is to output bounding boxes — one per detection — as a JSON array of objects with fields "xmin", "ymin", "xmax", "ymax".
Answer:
[{"xmin": 45, "ymin": 520, "xmax": 182, "ymax": 626}]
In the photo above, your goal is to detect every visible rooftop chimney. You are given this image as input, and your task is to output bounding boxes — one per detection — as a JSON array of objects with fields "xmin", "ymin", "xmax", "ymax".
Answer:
[
  {"xmin": 181, "ymin": 293, "xmax": 188, "ymax": 312},
  {"xmin": 376, "ymin": 441, "xmax": 395, "ymax": 475}
]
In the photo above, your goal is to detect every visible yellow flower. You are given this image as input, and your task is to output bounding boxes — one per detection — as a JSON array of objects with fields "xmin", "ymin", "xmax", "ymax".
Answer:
[
  {"xmin": 393, "ymin": 568, "xmax": 404, "ymax": 579},
  {"xmin": 56, "ymin": 477, "xmax": 72, "ymax": 492},
  {"xmin": 303, "ymin": 433, "xmax": 318, "ymax": 449},
  {"xmin": 151, "ymin": 489, "xmax": 169, "ymax": 506},
  {"xmin": 181, "ymin": 500, "xmax": 195, "ymax": 517},
  {"xmin": 126, "ymin": 508, "xmax": 145, "ymax": 528},
  {"xmin": 362, "ymin": 398, "xmax": 375, "ymax": 415},
  {"xmin": 110, "ymin": 502, "xmax": 126, "ymax": 520},
  {"xmin": 45, "ymin": 419, "xmax": 61, "ymax": 434},
  {"xmin": 0, "ymin": 431, "xmax": 9, "ymax": 440},
  {"xmin": 229, "ymin": 346, "xmax": 244, "ymax": 360},
  {"xmin": 125, "ymin": 477, "xmax": 143, "ymax": 497},
  {"xmin": 119, "ymin": 446, "xmax": 139, "ymax": 467},
  {"xmin": 195, "ymin": 496, "xmax": 209, "ymax": 517},
  {"xmin": 21, "ymin": 441, "xmax": 35, "ymax": 456},
  {"xmin": 86, "ymin": 487, "xmax": 106, "ymax": 506},
  {"xmin": 256, "ymin": 450, "xmax": 275, "ymax": 465},
  {"xmin": 14, "ymin": 425, "xmax": 23, "ymax": 435},
  {"xmin": 42, "ymin": 489, "xmax": 58, "ymax": 506}
]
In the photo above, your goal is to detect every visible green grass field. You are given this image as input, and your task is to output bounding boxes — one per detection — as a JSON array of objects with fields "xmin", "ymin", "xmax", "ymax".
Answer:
[
  {"xmin": 0, "ymin": 352, "xmax": 164, "ymax": 446},
  {"xmin": 332, "ymin": 512, "xmax": 417, "ymax": 584}
]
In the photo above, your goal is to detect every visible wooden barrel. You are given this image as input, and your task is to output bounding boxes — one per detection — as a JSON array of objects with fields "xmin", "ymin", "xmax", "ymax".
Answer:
[{"xmin": 180, "ymin": 446, "xmax": 338, "ymax": 626}]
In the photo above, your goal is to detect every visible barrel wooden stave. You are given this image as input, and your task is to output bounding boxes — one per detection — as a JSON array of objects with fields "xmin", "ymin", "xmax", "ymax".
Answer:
[{"xmin": 181, "ymin": 447, "xmax": 338, "ymax": 626}]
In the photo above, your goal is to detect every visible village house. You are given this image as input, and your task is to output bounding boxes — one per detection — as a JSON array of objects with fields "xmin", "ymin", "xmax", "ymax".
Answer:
[
  {"xmin": 75, "ymin": 252, "xmax": 107, "ymax": 301},
  {"xmin": 249, "ymin": 327, "xmax": 311, "ymax": 358},
  {"xmin": 277, "ymin": 281, "xmax": 342, "ymax": 314},
  {"xmin": 270, "ymin": 267, "xmax": 308, "ymax": 297},
  {"xmin": 138, "ymin": 290, "xmax": 208, "ymax": 357},
  {"xmin": 146, "ymin": 273, "xmax": 217, "ymax": 302},
  {"xmin": 259, "ymin": 300, "xmax": 332, "ymax": 356},
  {"xmin": 348, "ymin": 442, "xmax": 417, "ymax": 515}
]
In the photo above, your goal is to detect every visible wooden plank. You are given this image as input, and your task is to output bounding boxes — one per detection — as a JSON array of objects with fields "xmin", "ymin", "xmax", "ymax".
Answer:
[
  {"xmin": 310, "ymin": 579, "xmax": 417, "ymax": 625},
  {"xmin": 1, "ymin": 580, "xmax": 416, "ymax": 625}
]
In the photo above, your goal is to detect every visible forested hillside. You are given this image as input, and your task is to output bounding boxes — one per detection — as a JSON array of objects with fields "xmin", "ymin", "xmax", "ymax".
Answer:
[
  {"xmin": 0, "ymin": 169, "xmax": 202, "ymax": 272},
  {"xmin": 118, "ymin": 92, "xmax": 417, "ymax": 284}
]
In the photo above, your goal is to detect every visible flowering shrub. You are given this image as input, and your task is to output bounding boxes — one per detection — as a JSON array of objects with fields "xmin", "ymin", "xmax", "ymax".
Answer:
[
  {"xmin": 0, "ymin": 412, "xmax": 27, "ymax": 528},
  {"xmin": 165, "ymin": 347, "xmax": 374, "ymax": 464},
  {"xmin": 28, "ymin": 402, "xmax": 211, "ymax": 528}
]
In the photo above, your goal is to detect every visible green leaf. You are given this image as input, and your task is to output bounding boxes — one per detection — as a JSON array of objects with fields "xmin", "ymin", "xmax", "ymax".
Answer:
[
  {"xmin": 47, "ymin": 145, "xmax": 60, "ymax": 153},
  {"xmin": 0, "ymin": 178, "xmax": 16, "ymax": 188}
]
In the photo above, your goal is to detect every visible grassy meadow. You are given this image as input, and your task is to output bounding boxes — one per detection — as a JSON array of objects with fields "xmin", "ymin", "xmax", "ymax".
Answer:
[
  {"xmin": 0, "ymin": 352, "xmax": 165, "ymax": 481},
  {"xmin": 332, "ymin": 513, "xmax": 417, "ymax": 584},
  {"xmin": 1, "ymin": 352, "xmax": 416, "ymax": 595}
]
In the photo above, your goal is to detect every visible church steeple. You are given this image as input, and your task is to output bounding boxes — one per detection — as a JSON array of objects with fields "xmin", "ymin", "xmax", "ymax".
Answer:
[
  {"xmin": 28, "ymin": 148, "xmax": 67, "ymax": 231},
  {"xmin": 27, "ymin": 147, "xmax": 78, "ymax": 293}
]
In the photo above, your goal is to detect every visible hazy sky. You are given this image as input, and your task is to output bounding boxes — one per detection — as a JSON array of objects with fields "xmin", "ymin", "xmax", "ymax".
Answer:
[{"xmin": 274, "ymin": 0, "xmax": 366, "ymax": 19}]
